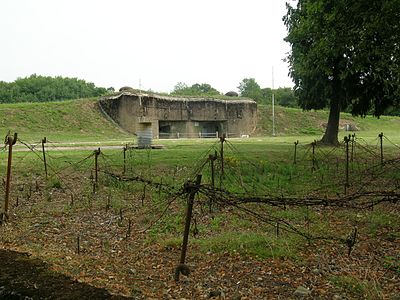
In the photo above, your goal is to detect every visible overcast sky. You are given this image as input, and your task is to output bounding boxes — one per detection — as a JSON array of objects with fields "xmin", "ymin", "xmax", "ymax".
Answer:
[{"xmin": 0, "ymin": 0, "xmax": 294, "ymax": 94}]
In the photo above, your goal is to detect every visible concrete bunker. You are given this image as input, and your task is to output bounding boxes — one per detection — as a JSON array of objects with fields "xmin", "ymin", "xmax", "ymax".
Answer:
[{"xmin": 99, "ymin": 92, "xmax": 257, "ymax": 139}]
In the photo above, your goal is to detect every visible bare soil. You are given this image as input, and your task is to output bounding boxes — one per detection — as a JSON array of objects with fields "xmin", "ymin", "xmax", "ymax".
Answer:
[{"xmin": 0, "ymin": 249, "xmax": 128, "ymax": 299}]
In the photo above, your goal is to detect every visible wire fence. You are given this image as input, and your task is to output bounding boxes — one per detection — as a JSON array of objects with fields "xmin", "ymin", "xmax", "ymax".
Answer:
[{"xmin": 1, "ymin": 132, "xmax": 399, "ymax": 251}]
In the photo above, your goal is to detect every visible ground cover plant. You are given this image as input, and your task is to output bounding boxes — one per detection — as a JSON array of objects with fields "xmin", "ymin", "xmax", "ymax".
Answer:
[{"xmin": 0, "ymin": 131, "xmax": 399, "ymax": 299}]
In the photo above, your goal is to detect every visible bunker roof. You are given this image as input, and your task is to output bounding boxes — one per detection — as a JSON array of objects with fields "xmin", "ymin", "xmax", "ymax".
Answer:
[{"xmin": 102, "ymin": 91, "xmax": 256, "ymax": 105}]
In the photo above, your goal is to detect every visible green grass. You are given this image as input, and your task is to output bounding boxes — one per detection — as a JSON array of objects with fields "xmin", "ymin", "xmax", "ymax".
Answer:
[
  {"xmin": 330, "ymin": 275, "xmax": 383, "ymax": 299},
  {"xmin": 1, "ymin": 97, "xmax": 400, "ymax": 145},
  {"xmin": 0, "ymin": 97, "xmax": 399, "ymax": 266},
  {"xmin": 0, "ymin": 98, "xmax": 131, "ymax": 142},
  {"xmin": 196, "ymin": 232, "xmax": 301, "ymax": 259},
  {"xmin": 258, "ymin": 104, "xmax": 400, "ymax": 142}
]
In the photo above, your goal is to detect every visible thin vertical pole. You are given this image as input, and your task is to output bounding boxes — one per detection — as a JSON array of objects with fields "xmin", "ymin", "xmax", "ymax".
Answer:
[
  {"xmin": 294, "ymin": 140, "xmax": 299, "ymax": 164},
  {"xmin": 311, "ymin": 140, "xmax": 316, "ymax": 172},
  {"xmin": 123, "ymin": 144, "xmax": 127, "ymax": 175},
  {"xmin": 272, "ymin": 66, "xmax": 276, "ymax": 136},
  {"xmin": 350, "ymin": 134, "xmax": 355, "ymax": 162},
  {"xmin": 175, "ymin": 175, "xmax": 202, "ymax": 281},
  {"xmin": 3, "ymin": 133, "xmax": 17, "ymax": 222},
  {"xmin": 220, "ymin": 134, "xmax": 226, "ymax": 178},
  {"xmin": 42, "ymin": 137, "xmax": 48, "ymax": 178},
  {"xmin": 379, "ymin": 132, "xmax": 384, "ymax": 166},
  {"xmin": 344, "ymin": 135, "xmax": 350, "ymax": 189},
  {"xmin": 94, "ymin": 148, "xmax": 101, "ymax": 191},
  {"xmin": 209, "ymin": 151, "xmax": 217, "ymax": 213}
]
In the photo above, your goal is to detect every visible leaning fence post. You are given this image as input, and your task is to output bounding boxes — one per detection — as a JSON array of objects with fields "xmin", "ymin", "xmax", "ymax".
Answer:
[
  {"xmin": 2, "ymin": 133, "xmax": 17, "ymax": 223},
  {"xmin": 174, "ymin": 174, "xmax": 202, "ymax": 282},
  {"xmin": 344, "ymin": 135, "xmax": 350, "ymax": 192},
  {"xmin": 123, "ymin": 144, "xmax": 127, "ymax": 175},
  {"xmin": 94, "ymin": 148, "xmax": 101, "ymax": 192},
  {"xmin": 311, "ymin": 140, "xmax": 317, "ymax": 172},
  {"xmin": 293, "ymin": 140, "xmax": 299, "ymax": 164},
  {"xmin": 209, "ymin": 151, "xmax": 217, "ymax": 213},
  {"xmin": 378, "ymin": 132, "xmax": 384, "ymax": 166},
  {"xmin": 42, "ymin": 137, "xmax": 48, "ymax": 178},
  {"xmin": 220, "ymin": 133, "xmax": 226, "ymax": 179}
]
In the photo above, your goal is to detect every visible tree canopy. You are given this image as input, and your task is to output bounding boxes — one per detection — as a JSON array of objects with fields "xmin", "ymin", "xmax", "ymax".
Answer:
[
  {"xmin": 238, "ymin": 78, "xmax": 298, "ymax": 107},
  {"xmin": 171, "ymin": 82, "xmax": 220, "ymax": 97},
  {"xmin": 284, "ymin": 0, "xmax": 400, "ymax": 144},
  {"xmin": 238, "ymin": 78, "xmax": 263, "ymax": 103},
  {"xmin": 0, "ymin": 74, "xmax": 108, "ymax": 103}
]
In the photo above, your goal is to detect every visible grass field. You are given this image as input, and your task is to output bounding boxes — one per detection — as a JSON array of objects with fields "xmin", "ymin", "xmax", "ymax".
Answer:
[
  {"xmin": 1, "ymin": 98, "xmax": 400, "ymax": 145},
  {"xmin": 0, "ymin": 98, "xmax": 399, "ymax": 299}
]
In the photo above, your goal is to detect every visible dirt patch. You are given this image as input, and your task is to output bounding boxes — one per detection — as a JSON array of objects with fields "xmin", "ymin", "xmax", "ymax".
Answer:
[{"xmin": 0, "ymin": 249, "xmax": 129, "ymax": 299}]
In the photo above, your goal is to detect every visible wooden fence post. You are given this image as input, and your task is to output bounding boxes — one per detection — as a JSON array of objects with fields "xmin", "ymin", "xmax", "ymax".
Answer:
[
  {"xmin": 123, "ymin": 144, "xmax": 127, "ymax": 175},
  {"xmin": 209, "ymin": 151, "xmax": 217, "ymax": 213},
  {"xmin": 378, "ymin": 132, "xmax": 384, "ymax": 166},
  {"xmin": 311, "ymin": 140, "xmax": 317, "ymax": 172},
  {"xmin": 220, "ymin": 134, "xmax": 226, "ymax": 187},
  {"xmin": 294, "ymin": 140, "xmax": 299, "ymax": 164},
  {"xmin": 42, "ymin": 137, "xmax": 48, "ymax": 178},
  {"xmin": 2, "ymin": 133, "xmax": 17, "ymax": 223},
  {"xmin": 220, "ymin": 134, "xmax": 226, "ymax": 176},
  {"xmin": 344, "ymin": 135, "xmax": 350, "ymax": 193},
  {"xmin": 175, "ymin": 174, "xmax": 202, "ymax": 282},
  {"xmin": 94, "ymin": 148, "xmax": 101, "ymax": 192}
]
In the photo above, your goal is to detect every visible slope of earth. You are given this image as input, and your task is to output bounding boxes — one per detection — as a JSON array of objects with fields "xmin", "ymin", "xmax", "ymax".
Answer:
[
  {"xmin": 0, "ymin": 98, "xmax": 131, "ymax": 143},
  {"xmin": 257, "ymin": 105, "xmax": 400, "ymax": 139},
  {"xmin": 1, "ymin": 97, "xmax": 400, "ymax": 145}
]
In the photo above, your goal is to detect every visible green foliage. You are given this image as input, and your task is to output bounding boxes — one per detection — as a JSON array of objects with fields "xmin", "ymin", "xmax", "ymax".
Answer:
[
  {"xmin": 238, "ymin": 78, "xmax": 263, "ymax": 103},
  {"xmin": 274, "ymin": 87, "xmax": 298, "ymax": 108},
  {"xmin": 261, "ymin": 88, "xmax": 272, "ymax": 105},
  {"xmin": 171, "ymin": 82, "xmax": 220, "ymax": 97},
  {"xmin": 284, "ymin": 0, "xmax": 400, "ymax": 143},
  {"xmin": 0, "ymin": 74, "xmax": 108, "ymax": 103},
  {"xmin": 259, "ymin": 87, "xmax": 298, "ymax": 107}
]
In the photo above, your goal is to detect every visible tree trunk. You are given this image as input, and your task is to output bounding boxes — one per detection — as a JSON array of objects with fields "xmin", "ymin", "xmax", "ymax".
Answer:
[{"xmin": 320, "ymin": 96, "xmax": 340, "ymax": 145}]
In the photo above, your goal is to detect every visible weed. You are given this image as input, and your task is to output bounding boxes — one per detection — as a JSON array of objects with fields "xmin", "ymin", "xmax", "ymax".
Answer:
[
  {"xmin": 47, "ymin": 177, "xmax": 62, "ymax": 189},
  {"xmin": 383, "ymin": 255, "xmax": 400, "ymax": 274},
  {"xmin": 330, "ymin": 275, "xmax": 383, "ymax": 300},
  {"xmin": 196, "ymin": 232, "xmax": 301, "ymax": 259}
]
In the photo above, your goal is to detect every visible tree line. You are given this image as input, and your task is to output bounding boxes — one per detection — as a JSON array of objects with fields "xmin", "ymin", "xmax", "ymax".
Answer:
[
  {"xmin": 0, "ymin": 74, "xmax": 110, "ymax": 103},
  {"xmin": 171, "ymin": 80, "xmax": 298, "ymax": 108}
]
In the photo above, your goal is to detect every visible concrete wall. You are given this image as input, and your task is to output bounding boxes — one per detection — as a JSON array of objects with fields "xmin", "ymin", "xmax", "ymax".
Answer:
[{"xmin": 99, "ymin": 92, "xmax": 257, "ymax": 138}]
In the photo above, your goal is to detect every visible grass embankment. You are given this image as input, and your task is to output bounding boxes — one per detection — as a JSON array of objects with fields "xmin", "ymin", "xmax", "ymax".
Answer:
[
  {"xmin": 0, "ymin": 98, "xmax": 131, "ymax": 143},
  {"xmin": 1, "ymin": 97, "xmax": 400, "ymax": 144},
  {"xmin": 258, "ymin": 104, "xmax": 400, "ymax": 141}
]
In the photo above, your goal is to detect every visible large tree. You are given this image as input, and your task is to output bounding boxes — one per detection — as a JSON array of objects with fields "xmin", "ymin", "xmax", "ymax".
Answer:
[
  {"xmin": 238, "ymin": 78, "xmax": 263, "ymax": 103},
  {"xmin": 284, "ymin": 0, "xmax": 400, "ymax": 144},
  {"xmin": 0, "ymin": 74, "xmax": 108, "ymax": 103}
]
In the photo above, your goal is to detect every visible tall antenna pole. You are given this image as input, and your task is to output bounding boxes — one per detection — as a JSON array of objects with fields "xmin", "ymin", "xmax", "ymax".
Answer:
[
  {"xmin": 272, "ymin": 67, "xmax": 276, "ymax": 136},
  {"xmin": 139, "ymin": 78, "xmax": 142, "ymax": 106}
]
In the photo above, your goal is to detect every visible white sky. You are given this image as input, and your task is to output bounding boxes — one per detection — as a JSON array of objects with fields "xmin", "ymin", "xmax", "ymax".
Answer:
[{"xmin": 0, "ymin": 0, "xmax": 294, "ymax": 94}]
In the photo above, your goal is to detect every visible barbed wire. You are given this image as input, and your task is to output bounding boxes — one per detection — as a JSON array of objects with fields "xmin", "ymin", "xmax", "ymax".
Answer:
[{"xmin": 4, "ymin": 133, "xmax": 399, "ymax": 250}]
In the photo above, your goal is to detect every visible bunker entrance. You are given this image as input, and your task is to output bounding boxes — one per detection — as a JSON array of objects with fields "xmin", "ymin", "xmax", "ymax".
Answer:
[
  {"xmin": 198, "ymin": 121, "xmax": 224, "ymax": 138},
  {"xmin": 159, "ymin": 121, "xmax": 187, "ymax": 139},
  {"xmin": 158, "ymin": 120, "xmax": 225, "ymax": 139}
]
